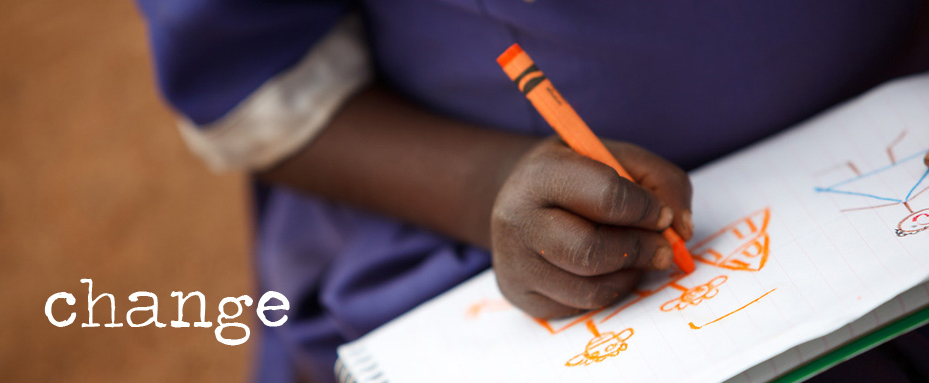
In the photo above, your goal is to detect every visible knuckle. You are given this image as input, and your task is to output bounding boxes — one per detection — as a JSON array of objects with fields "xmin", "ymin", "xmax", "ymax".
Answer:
[
  {"xmin": 495, "ymin": 247, "xmax": 542, "ymax": 287},
  {"xmin": 565, "ymin": 228, "xmax": 601, "ymax": 274},
  {"xmin": 500, "ymin": 289, "xmax": 544, "ymax": 318},
  {"xmin": 490, "ymin": 203, "xmax": 519, "ymax": 229},
  {"xmin": 523, "ymin": 153, "xmax": 550, "ymax": 178},
  {"xmin": 629, "ymin": 233, "xmax": 644, "ymax": 264},
  {"xmin": 521, "ymin": 300, "xmax": 556, "ymax": 319},
  {"xmin": 521, "ymin": 305, "xmax": 549, "ymax": 319},
  {"xmin": 497, "ymin": 280, "xmax": 519, "ymax": 302},
  {"xmin": 490, "ymin": 207, "xmax": 522, "ymax": 247},
  {"xmin": 526, "ymin": 140, "xmax": 563, "ymax": 169},
  {"xmin": 575, "ymin": 282, "xmax": 613, "ymax": 309},
  {"xmin": 492, "ymin": 195, "xmax": 538, "ymax": 235},
  {"xmin": 631, "ymin": 188, "xmax": 654, "ymax": 224},
  {"xmin": 597, "ymin": 176, "xmax": 624, "ymax": 218},
  {"xmin": 495, "ymin": 272, "xmax": 529, "ymax": 304},
  {"xmin": 527, "ymin": 301, "xmax": 573, "ymax": 320},
  {"xmin": 511, "ymin": 145, "xmax": 558, "ymax": 190}
]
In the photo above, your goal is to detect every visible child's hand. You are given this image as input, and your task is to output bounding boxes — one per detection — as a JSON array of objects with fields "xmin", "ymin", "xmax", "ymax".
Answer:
[
  {"xmin": 259, "ymin": 88, "xmax": 693, "ymax": 319},
  {"xmin": 491, "ymin": 138, "xmax": 693, "ymax": 319}
]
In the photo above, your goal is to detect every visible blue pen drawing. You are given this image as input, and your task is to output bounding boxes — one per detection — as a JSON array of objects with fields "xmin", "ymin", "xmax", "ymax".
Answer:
[{"xmin": 814, "ymin": 130, "xmax": 929, "ymax": 237}]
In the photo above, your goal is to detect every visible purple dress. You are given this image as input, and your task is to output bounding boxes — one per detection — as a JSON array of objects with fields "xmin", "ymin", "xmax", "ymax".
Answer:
[{"xmin": 137, "ymin": 1, "xmax": 929, "ymax": 382}]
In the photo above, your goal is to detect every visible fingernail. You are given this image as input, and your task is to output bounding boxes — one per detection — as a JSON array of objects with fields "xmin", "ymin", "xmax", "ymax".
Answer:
[
  {"xmin": 653, "ymin": 246, "xmax": 673, "ymax": 269},
  {"xmin": 682, "ymin": 211, "xmax": 694, "ymax": 239},
  {"xmin": 658, "ymin": 206, "xmax": 674, "ymax": 229}
]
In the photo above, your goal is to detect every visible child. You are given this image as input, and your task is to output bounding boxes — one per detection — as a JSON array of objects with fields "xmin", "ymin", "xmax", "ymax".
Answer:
[{"xmin": 137, "ymin": 1, "xmax": 929, "ymax": 382}]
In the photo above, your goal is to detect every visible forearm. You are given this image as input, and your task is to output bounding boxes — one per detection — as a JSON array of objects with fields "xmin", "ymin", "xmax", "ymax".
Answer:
[{"xmin": 257, "ymin": 85, "xmax": 538, "ymax": 249}]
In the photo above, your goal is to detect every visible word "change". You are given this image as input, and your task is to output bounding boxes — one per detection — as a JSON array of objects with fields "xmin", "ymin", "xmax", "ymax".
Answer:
[{"xmin": 44, "ymin": 279, "xmax": 289, "ymax": 346}]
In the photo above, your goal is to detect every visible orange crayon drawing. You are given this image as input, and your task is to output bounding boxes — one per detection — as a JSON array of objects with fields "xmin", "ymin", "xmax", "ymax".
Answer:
[
  {"xmin": 565, "ymin": 320, "xmax": 634, "ymax": 367},
  {"xmin": 598, "ymin": 294, "xmax": 647, "ymax": 324},
  {"xmin": 688, "ymin": 288, "xmax": 776, "ymax": 329},
  {"xmin": 691, "ymin": 208, "xmax": 771, "ymax": 272},
  {"xmin": 534, "ymin": 308, "xmax": 604, "ymax": 335},
  {"xmin": 548, "ymin": 207, "xmax": 771, "ymax": 329},
  {"xmin": 598, "ymin": 271, "xmax": 688, "ymax": 323},
  {"xmin": 465, "ymin": 298, "xmax": 513, "ymax": 320},
  {"xmin": 814, "ymin": 130, "xmax": 929, "ymax": 237},
  {"xmin": 661, "ymin": 276, "xmax": 728, "ymax": 312}
]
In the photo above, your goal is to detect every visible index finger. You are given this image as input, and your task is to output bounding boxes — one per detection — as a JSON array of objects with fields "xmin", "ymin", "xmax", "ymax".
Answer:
[
  {"xmin": 529, "ymin": 143, "xmax": 674, "ymax": 231},
  {"xmin": 608, "ymin": 142, "xmax": 694, "ymax": 240}
]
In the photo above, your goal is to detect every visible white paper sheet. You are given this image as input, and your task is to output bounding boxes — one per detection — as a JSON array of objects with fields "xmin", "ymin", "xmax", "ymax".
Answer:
[{"xmin": 337, "ymin": 73, "xmax": 929, "ymax": 383}]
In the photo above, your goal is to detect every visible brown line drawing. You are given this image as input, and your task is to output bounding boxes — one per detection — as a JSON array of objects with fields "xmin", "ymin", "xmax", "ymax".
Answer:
[
  {"xmin": 815, "ymin": 129, "xmax": 929, "ymax": 237},
  {"xmin": 688, "ymin": 288, "xmax": 776, "ymax": 329},
  {"xmin": 840, "ymin": 202, "xmax": 902, "ymax": 213},
  {"xmin": 815, "ymin": 162, "xmax": 859, "ymax": 177},
  {"xmin": 897, "ymin": 209, "xmax": 929, "ymax": 237},
  {"xmin": 848, "ymin": 162, "xmax": 862, "ymax": 176},
  {"xmin": 887, "ymin": 130, "xmax": 907, "ymax": 164},
  {"xmin": 912, "ymin": 185, "xmax": 929, "ymax": 201}
]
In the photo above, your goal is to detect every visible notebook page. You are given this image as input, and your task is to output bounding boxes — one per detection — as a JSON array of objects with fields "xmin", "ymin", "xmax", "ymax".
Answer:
[
  {"xmin": 337, "ymin": 73, "xmax": 929, "ymax": 383},
  {"xmin": 725, "ymin": 280, "xmax": 929, "ymax": 383}
]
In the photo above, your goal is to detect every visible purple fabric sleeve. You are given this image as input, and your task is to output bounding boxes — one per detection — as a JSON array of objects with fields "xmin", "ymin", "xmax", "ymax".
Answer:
[{"xmin": 136, "ymin": 0, "xmax": 349, "ymax": 125}]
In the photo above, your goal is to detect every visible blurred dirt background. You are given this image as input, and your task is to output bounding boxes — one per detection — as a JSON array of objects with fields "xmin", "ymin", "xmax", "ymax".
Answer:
[{"xmin": 0, "ymin": 0, "xmax": 256, "ymax": 381}]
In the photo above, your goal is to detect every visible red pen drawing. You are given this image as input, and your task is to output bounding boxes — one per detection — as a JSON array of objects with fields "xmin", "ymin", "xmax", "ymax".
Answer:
[
  {"xmin": 691, "ymin": 208, "xmax": 771, "ymax": 272},
  {"xmin": 814, "ymin": 130, "xmax": 929, "ymax": 237},
  {"xmin": 661, "ymin": 276, "xmax": 728, "ymax": 312},
  {"xmin": 898, "ymin": 209, "xmax": 929, "ymax": 237},
  {"xmin": 565, "ymin": 320, "xmax": 634, "ymax": 367}
]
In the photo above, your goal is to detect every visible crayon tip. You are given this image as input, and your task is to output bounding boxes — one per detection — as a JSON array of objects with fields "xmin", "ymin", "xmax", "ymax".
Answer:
[
  {"xmin": 496, "ymin": 43, "xmax": 524, "ymax": 67},
  {"xmin": 672, "ymin": 240, "xmax": 696, "ymax": 274}
]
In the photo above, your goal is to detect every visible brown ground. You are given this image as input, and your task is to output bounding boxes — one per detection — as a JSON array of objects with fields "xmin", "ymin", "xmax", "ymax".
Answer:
[{"xmin": 0, "ymin": 1, "xmax": 256, "ymax": 382}]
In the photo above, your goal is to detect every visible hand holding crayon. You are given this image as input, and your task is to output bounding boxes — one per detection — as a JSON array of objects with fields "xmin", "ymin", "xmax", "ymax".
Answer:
[
  {"xmin": 497, "ymin": 44, "xmax": 695, "ymax": 273},
  {"xmin": 490, "ymin": 45, "xmax": 695, "ymax": 319}
]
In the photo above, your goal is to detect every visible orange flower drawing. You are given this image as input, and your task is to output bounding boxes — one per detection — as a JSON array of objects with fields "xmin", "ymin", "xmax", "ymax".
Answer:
[{"xmin": 660, "ymin": 276, "xmax": 728, "ymax": 312}]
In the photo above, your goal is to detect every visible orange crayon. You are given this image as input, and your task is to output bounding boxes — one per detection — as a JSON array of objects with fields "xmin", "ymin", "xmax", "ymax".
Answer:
[{"xmin": 496, "ymin": 43, "xmax": 695, "ymax": 273}]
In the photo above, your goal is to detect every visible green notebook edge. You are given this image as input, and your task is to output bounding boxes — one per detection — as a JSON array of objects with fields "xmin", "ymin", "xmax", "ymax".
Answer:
[{"xmin": 772, "ymin": 303, "xmax": 929, "ymax": 383}]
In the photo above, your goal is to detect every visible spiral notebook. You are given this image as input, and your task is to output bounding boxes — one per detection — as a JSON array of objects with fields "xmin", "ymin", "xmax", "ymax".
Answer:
[{"xmin": 335, "ymin": 73, "xmax": 929, "ymax": 383}]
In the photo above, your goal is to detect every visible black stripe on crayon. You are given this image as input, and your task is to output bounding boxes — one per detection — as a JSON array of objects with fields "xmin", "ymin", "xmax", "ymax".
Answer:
[
  {"xmin": 512, "ymin": 64, "xmax": 546, "ymax": 95},
  {"xmin": 513, "ymin": 64, "xmax": 539, "ymax": 86},
  {"xmin": 521, "ymin": 74, "xmax": 546, "ymax": 95}
]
